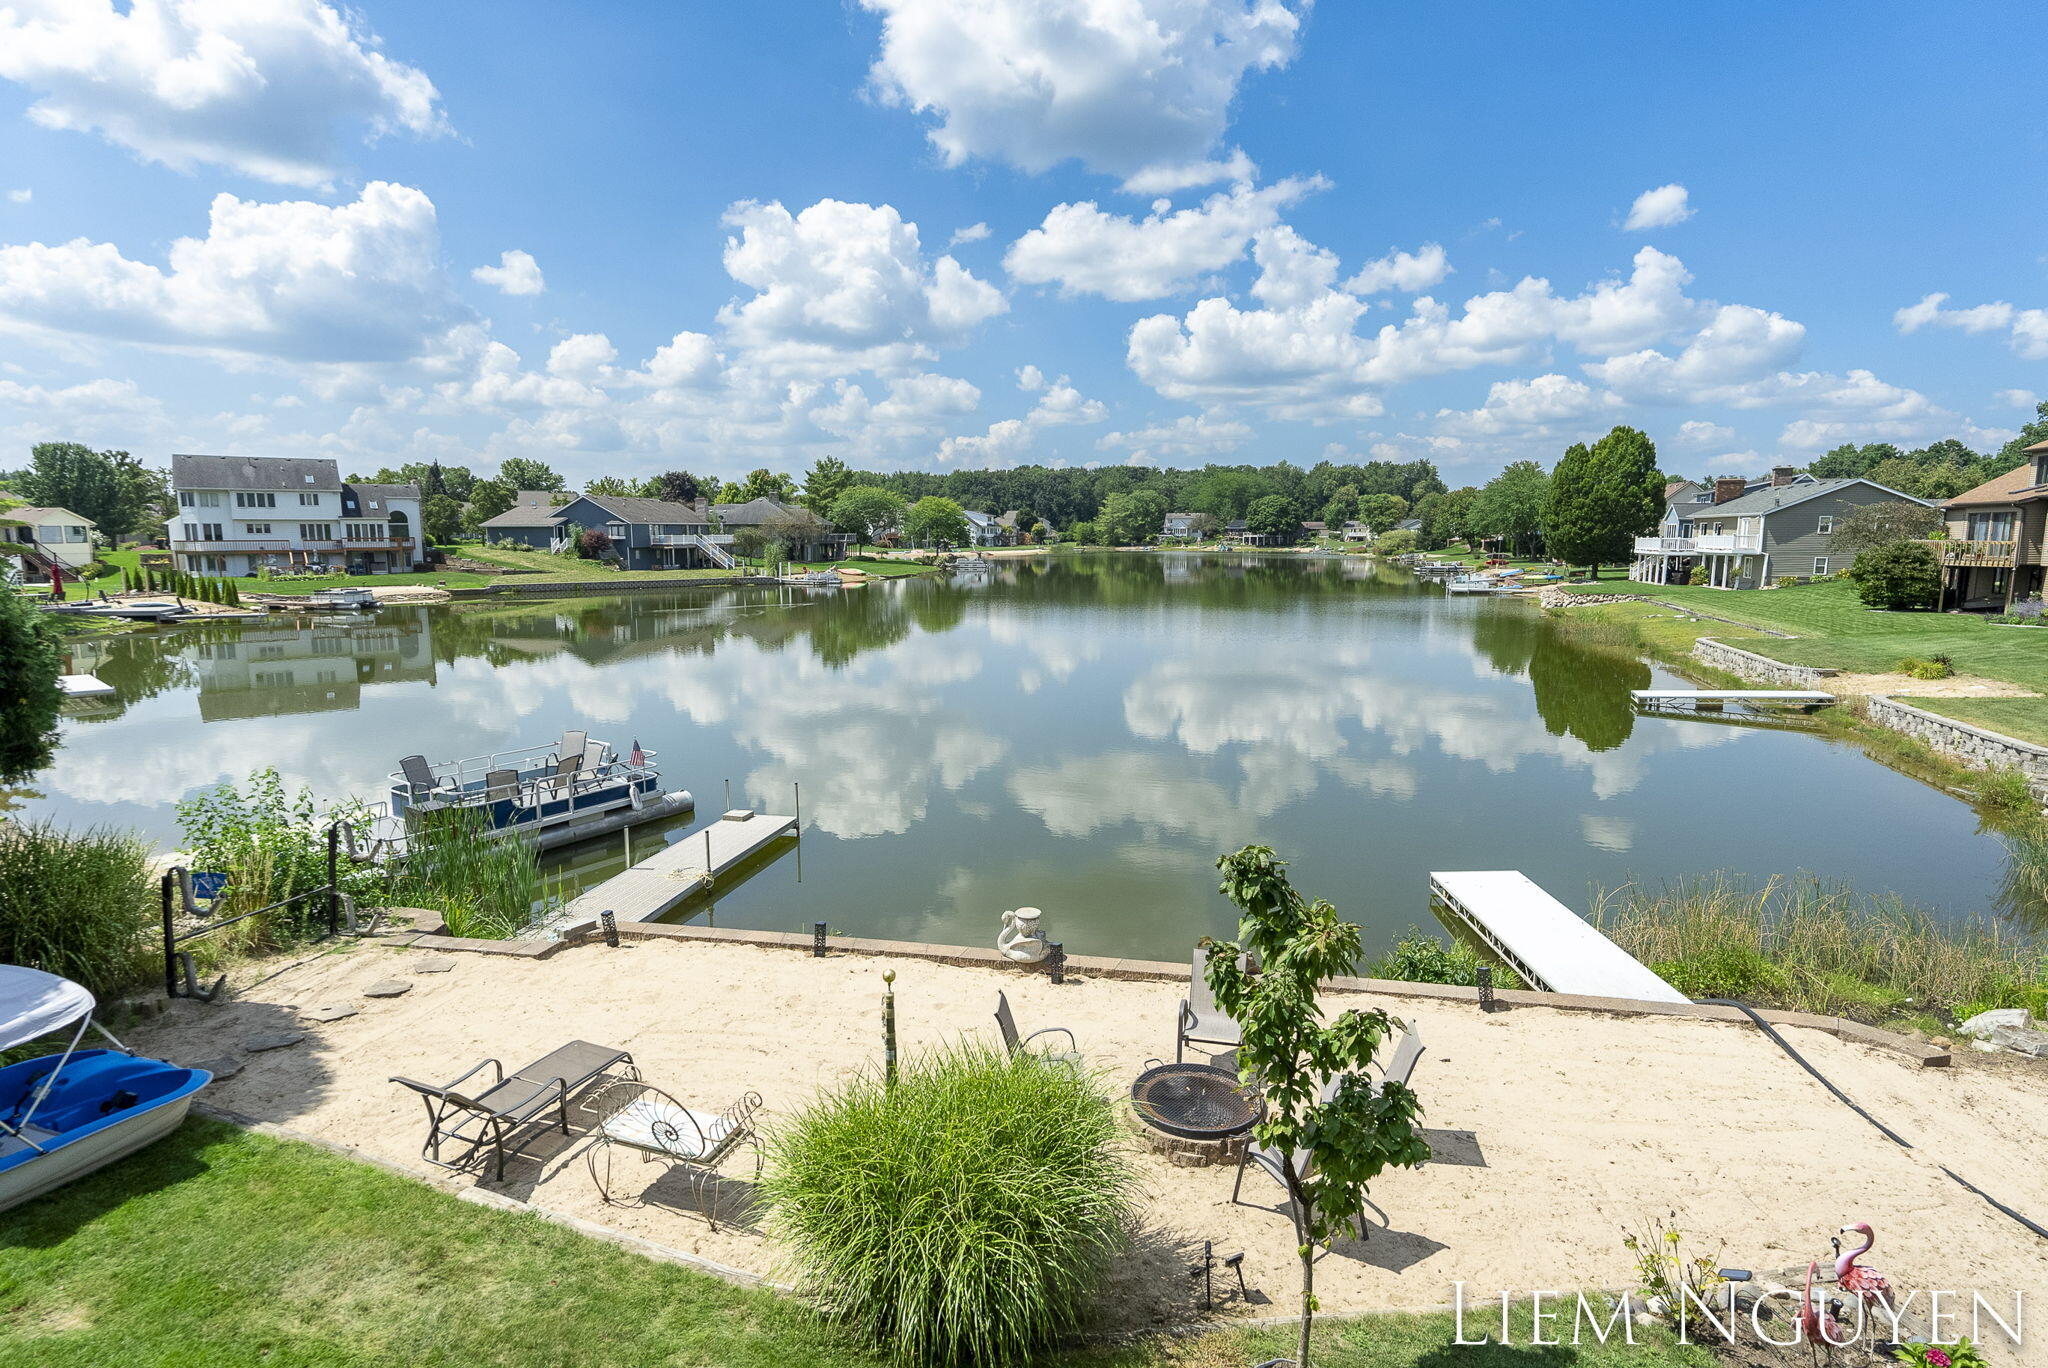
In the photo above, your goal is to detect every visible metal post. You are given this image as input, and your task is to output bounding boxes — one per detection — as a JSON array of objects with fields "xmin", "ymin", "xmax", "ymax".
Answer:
[
  {"xmin": 622, "ymin": 823, "xmax": 632, "ymax": 868},
  {"xmin": 600, "ymin": 909, "xmax": 619, "ymax": 948},
  {"xmin": 793, "ymin": 781, "xmax": 801, "ymax": 831},
  {"xmin": 161, "ymin": 870, "xmax": 179, "ymax": 998},
  {"xmin": 724, "ymin": 777, "xmax": 731, "ymax": 812},
  {"xmin": 1047, "ymin": 941, "xmax": 1065, "ymax": 985},
  {"xmin": 704, "ymin": 826, "xmax": 712, "ymax": 878},
  {"xmin": 1477, "ymin": 964, "xmax": 1495, "ymax": 1013},
  {"xmin": 325, "ymin": 823, "xmax": 340, "ymax": 937},
  {"xmin": 882, "ymin": 969, "xmax": 898, "ymax": 1089},
  {"xmin": 813, "ymin": 921, "xmax": 827, "ymax": 957}
]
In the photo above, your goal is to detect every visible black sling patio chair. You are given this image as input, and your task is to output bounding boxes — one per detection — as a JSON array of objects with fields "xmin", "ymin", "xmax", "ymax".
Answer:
[{"xmin": 391, "ymin": 1039, "xmax": 636, "ymax": 1182}]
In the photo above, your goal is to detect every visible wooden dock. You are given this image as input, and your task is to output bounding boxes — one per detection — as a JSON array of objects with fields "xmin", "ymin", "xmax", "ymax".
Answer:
[
  {"xmin": 1430, "ymin": 870, "xmax": 1689, "ymax": 1003},
  {"xmin": 1632, "ymin": 688, "xmax": 1835, "ymax": 714},
  {"xmin": 555, "ymin": 810, "xmax": 797, "ymax": 927}
]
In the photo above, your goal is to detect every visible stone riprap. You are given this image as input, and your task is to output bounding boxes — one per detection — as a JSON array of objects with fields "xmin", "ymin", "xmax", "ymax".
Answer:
[
  {"xmin": 1690, "ymin": 637, "xmax": 1840, "ymax": 687},
  {"xmin": 1865, "ymin": 695, "xmax": 2048, "ymax": 787}
]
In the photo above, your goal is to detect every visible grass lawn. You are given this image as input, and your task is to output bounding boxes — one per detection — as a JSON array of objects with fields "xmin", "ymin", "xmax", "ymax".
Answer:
[
  {"xmin": 1559, "ymin": 577, "xmax": 2048, "ymax": 691},
  {"xmin": 1904, "ymin": 696, "xmax": 2048, "ymax": 748},
  {"xmin": 51, "ymin": 544, "xmax": 935, "ymax": 603},
  {"xmin": 0, "ymin": 1119, "xmax": 1709, "ymax": 1368}
]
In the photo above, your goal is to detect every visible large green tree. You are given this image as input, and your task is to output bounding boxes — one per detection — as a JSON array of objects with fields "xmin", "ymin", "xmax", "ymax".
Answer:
[
  {"xmin": 1356, "ymin": 492, "xmax": 1408, "ymax": 533},
  {"xmin": 801, "ymin": 455, "xmax": 853, "ymax": 513},
  {"xmin": 420, "ymin": 493, "xmax": 464, "ymax": 545},
  {"xmin": 496, "ymin": 458, "xmax": 566, "ymax": 492},
  {"xmin": 464, "ymin": 478, "xmax": 516, "ymax": 532},
  {"xmin": 1542, "ymin": 426, "xmax": 1662, "ymax": 575},
  {"xmin": 0, "ymin": 586, "xmax": 63, "ymax": 782},
  {"xmin": 14, "ymin": 442, "xmax": 155, "ymax": 539},
  {"xmin": 1992, "ymin": 401, "xmax": 2048, "ymax": 477},
  {"xmin": 1467, "ymin": 461, "xmax": 1549, "ymax": 557},
  {"xmin": 828, "ymin": 486, "xmax": 907, "ymax": 549},
  {"xmin": 904, "ymin": 495, "xmax": 970, "ymax": 547},
  {"xmin": 651, "ymin": 470, "xmax": 707, "ymax": 504},
  {"xmin": 1245, "ymin": 493, "xmax": 1297, "ymax": 542},
  {"xmin": 727, "ymin": 468, "xmax": 798, "ymax": 504}
]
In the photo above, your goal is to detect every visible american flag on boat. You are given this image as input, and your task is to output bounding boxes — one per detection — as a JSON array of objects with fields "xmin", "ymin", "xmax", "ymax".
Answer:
[{"xmin": 628, "ymin": 739, "xmax": 645, "ymax": 768}]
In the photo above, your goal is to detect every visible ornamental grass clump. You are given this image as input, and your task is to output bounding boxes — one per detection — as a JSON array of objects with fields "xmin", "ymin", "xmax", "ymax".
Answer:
[{"xmin": 761, "ymin": 1041, "xmax": 1136, "ymax": 1365}]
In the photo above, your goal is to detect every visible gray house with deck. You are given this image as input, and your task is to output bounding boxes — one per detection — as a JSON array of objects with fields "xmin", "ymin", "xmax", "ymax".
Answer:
[
  {"xmin": 1629, "ymin": 470, "xmax": 1933, "ymax": 589},
  {"xmin": 478, "ymin": 494, "xmax": 738, "ymax": 569}
]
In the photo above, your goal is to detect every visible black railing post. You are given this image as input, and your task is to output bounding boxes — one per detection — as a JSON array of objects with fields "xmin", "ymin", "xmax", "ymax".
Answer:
[
  {"xmin": 162, "ymin": 870, "xmax": 179, "ymax": 998},
  {"xmin": 326, "ymin": 823, "xmax": 340, "ymax": 937}
]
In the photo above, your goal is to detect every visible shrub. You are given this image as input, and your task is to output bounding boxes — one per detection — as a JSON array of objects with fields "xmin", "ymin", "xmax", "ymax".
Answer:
[
  {"xmin": 763, "ymin": 1041, "xmax": 1136, "ymax": 1364},
  {"xmin": 1898, "ymin": 655, "xmax": 1954, "ymax": 680},
  {"xmin": 1848, "ymin": 540, "xmax": 1939, "ymax": 610},
  {"xmin": 575, "ymin": 527, "xmax": 611, "ymax": 560},
  {"xmin": 1687, "ymin": 565, "xmax": 1707, "ymax": 586},
  {"xmin": 175, "ymin": 769, "xmax": 385, "ymax": 951},
  {"xmin": 0, "ymin": 585, "xmax": 63, "ymax": 783},
  {"xmin": 1368, "ymin": 928, "xmax": 1525, "ymax": 988},
  {"xmin": 0, "ymin": 820, "xmax": 156, "ymax": 997}
]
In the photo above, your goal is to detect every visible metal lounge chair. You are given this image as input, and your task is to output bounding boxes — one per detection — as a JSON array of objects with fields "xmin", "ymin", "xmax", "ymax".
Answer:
[
  {"xmin": 482, "ymin": 767, "xmax": 521, "ymax": 803},
  {"xmin": 391, "ymin": 1039, "xmax": 635, "ymax": 1181},
  {"xmin": 993, "ymin": 990, "xmax": 1082, "ymax": 1067},
  {"xmin": 1176, "ymin": 947, "xmax": 1247, "ymax": 1062},
  {"xmin": 584, "ymin": 1079, "xmax": 762, "ymax": 1228},
  {"xmin": 545, "ymin": 753, "xmax": 582, "ymax": 798}
]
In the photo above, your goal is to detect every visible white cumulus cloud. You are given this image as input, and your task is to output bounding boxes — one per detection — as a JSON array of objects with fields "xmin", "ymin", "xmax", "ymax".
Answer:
[
  {"xmin": 1004, "ymin": 176, "xmax": 1322, "ymax": 302},
  {"xmin": 0, "ymin": 180, "xmax": 473, "ymax": 364},
  {"xmin": 1095, "ymin": 412, "xmax": 1251, "ymax": 462},
  {"xmin": 1894, "ymin": 292, "xmax": 2048, "ymax": 359},
  {"xmin": 858, "ymin": 0, "xmax": 1304, "ymax": 189},
  {"xmin": 0, "ymin": 0, "xmax": 449, "ymax": 188},
  {"xmin": 1622, "ymin": 183, "xmax": 1694, "ymax": 232},
  {"xmin": 472, "ymin": 249, "xmax": 545, "ymax": 296},
  {"xmin": 1344, "ymin": 242, "xmax": 1450, "ymax": 295}
]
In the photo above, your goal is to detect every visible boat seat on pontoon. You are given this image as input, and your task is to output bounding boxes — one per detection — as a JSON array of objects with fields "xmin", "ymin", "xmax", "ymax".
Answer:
[{"xmin": 483, "ymin": 768, "xmax": 521, "ymax": 803}]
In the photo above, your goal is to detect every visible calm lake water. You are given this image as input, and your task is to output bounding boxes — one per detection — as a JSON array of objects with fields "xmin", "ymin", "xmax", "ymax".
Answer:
[{"xmin": 22, "ymin": 553, "xmax": 2014, "ymax": 959}]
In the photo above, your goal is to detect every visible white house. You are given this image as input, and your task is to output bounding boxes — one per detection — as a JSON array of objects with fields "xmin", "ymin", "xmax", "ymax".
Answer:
[
  {"xmin": 169, "ymin": 455, "xmax": 423, "ymax": 576},
  {"xmin": 1, "ymin": 505, "xmax": 97, "ymax": 576}
]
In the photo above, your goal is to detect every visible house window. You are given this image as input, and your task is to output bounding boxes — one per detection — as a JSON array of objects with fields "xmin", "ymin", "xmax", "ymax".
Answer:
[
  {"xmin": 235, "ymin": 492, "xmax": 277, "ymax": 508},
  {"xmin": 179, "ymin": 491, "xmax": 194, "ymax": 507},
  {"xmin": 300, "ymin": 492, "xmax": 320, "ymax": 506},
  {"xmin": 181, "ymin": 522, "xmax": 196, "ymax": 542},
  {"xmin": 345, "ymin": 522, "xmax": 385, "ymax": 540},
  {"xmin": 1967, "ymin": 511, "xmax": 2016, "ymax": 541},
  {"xmin": 606, "ymin": 522, "xmax": 627, "ymax": 541},
  {"xmin": 1813, "ymin": 557, "xmax": 1829, "ymax": 576},
  {"xmin": 65, "ymin": 525, "xmax": 87, "ymax": 542},
  {"xmin": 246, "ymin": 523, "xmax": 271, "ymax": 535},
  {"xmin": 1817, "ymin": 515, "xmax": 1833, "ymax": 535},
  {"xmin": 300, "ymin": 523, "xmax": 333, "ymax": 540},
  {"xmin": 2035, "ymin": 455, "xmax": 2048, "ymax": 486},
  {"xmin": 191, "ymin": 491, "xmax": 221, "ymax": 508}
]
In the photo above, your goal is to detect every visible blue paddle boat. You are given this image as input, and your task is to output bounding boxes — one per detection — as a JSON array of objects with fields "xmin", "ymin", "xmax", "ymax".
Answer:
[{"xmin": 0, "ymin": 964, "xmax": 210, "ymax": 1213}]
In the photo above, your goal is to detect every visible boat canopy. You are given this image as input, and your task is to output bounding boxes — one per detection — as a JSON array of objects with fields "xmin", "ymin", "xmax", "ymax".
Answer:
[{"xmin": 0, "ymin": 965, "xmax": 93, "ymax": 1054}]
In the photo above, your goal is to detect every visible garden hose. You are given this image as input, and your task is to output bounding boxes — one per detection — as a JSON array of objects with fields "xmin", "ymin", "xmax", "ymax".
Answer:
[{"xmin": 1701, "ymin": 998, "xmax": 2048, "ymax": 1242}]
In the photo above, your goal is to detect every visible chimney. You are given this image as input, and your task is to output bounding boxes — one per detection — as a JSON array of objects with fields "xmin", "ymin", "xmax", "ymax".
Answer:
[
  {"xmin": 1770, "ymin": 465, "xmax": 1798, "ymax": 487},
  {"xmin": 692, "ymin": 497, "xmax": 708, "ymax": 518},
  {"xmin": 1714, "ymin": 476, "xmax": 1747, "ymax": 505}
]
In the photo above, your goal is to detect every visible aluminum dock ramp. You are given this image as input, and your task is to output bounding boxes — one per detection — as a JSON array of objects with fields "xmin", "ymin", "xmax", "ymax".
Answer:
[
  {"xmin": 557, "ymin": 809, "xmax": 797, "ymax": 927},
  {"xmin": 1631, "ymin": 688, "xmax": 1835, "ymax": 714},
  {"xmin": 1429, "ymin": 870, "xmax": 1689, "ymax": 1003}
]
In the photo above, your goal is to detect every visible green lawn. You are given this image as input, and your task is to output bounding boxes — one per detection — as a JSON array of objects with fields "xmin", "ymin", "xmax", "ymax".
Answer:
[
  {"xmin": 1905, "ymin": 696, "xmax": 2048, "ymax": 747},
  {"xmin": 0, "ymin": 1119, "xmax": 1708, "ymax": 1368},
  {"xmin": 52, "ymin": 544, "xmax": 933, "ymax": 602},
  {"xmin": 1559, "ymin": 577, "xmax": 2048, "ymax": 691}
]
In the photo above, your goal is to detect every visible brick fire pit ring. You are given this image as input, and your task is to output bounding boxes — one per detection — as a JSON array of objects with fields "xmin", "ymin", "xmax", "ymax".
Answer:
[{"xmin": 1127, "ymin": 1061, "xmax": 1262, "ymax": 1167}]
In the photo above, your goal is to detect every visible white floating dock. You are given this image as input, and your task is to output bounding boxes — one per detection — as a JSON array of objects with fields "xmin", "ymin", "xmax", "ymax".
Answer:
[
  {"xmin": 1430, "ymin": 870, "xmax": 1688, "ymax": 1003},
  {"xmin": 57, "ymin": 674, "xmax": 116, "ymax": 698},
  {"xmin": 1632, "ymin": 688, "xmax": 1835, "ymax": 713},
  {"xmin": 556, "ymin": 810, "xmax": 796, "ymax": 927}
]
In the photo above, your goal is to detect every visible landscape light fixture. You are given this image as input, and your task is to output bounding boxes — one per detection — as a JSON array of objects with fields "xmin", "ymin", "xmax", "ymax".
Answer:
[
  {"xmin": 599, "ymin": 909, "xmax": 619, "ymax": 948},
  {"xmin": 1477, "ymin": 964, "xmax": 1495, "ymax": 1012},
  {"xmin": 812, "ymin": 921, "xmax": 827, "ymax": 957},
  {"xmin": 1047, "ymin": 941, "xmax": 1065, "ymax": 984}
]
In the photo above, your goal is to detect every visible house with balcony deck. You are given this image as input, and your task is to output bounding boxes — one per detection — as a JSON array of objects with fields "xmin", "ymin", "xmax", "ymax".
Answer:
[
  {"xmin": 1, "ymin": 505, "xmax": 96, "ymax": 582},
  {"xmin": 1934, "ymin": 440, "xmax": 2048, "ymax": 611},
  {"xmin": 480, "ymin": 493, "xmax": 741, "ymax": 569},
  {"xmin": 1629, "ymin": 466, "xmax": 1932, "ymax": 589},
  {"xmin": 168, "ymin": 455, "xmax": 422, "ymax": 576}
]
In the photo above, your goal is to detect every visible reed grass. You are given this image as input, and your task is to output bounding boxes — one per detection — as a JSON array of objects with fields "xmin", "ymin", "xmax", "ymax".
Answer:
[
  {"xmin": 0, "ymin": 819, "xmax": 156, "ymax": 998},
  {"xmin": 388, "ymin": 804, "xmax": 556, "ymax": 939},
  {"xmin": 1591, "ymin": 873, "xmax": 2048, "ymax": 1023},
  {"xmin": 761, "ymin": 1041, "xmax": 1138, "ymax": 1365}
]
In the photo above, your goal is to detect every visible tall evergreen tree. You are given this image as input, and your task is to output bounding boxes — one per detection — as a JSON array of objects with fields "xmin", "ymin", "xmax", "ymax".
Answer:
[{"xmin": 1543, "ymin": 426, "xmax": 1662, "ymax": 577}]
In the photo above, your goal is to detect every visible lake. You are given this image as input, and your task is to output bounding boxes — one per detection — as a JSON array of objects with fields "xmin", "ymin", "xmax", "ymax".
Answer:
[{"xmin": 23, "ymin": 553, "xmax": 2014, "ymax": 960}]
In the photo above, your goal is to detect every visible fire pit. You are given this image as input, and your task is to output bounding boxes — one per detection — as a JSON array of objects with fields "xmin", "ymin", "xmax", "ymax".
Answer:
[{"xmin": 1127, "ymin": 1061, "xmax": 1261, "ymax": 1167}]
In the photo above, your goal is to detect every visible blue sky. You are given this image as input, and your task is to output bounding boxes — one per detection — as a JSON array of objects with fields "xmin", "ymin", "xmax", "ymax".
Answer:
[{"xmin": 0, "ymin": 0, "xmax": 2042, "ymax": 487}]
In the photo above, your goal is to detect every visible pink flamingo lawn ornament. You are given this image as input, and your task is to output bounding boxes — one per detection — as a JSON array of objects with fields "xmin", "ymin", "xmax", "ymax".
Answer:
[
  {"xmin": 1836, "ymin": 1222, "xmax": 1893, "ymax": 1311},
  {"xmin": 1796, "ymin": 1260, "xmax": 1844, "ymax": 1357}
]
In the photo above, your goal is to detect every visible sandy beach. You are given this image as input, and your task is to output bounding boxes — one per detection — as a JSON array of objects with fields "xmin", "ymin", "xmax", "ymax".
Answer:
[{"xmin": 129, "ymin": 935, "xmax": 2048, "ymax": 1343}]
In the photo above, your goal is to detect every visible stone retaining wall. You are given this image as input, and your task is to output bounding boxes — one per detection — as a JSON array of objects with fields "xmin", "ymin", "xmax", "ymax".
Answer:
[
  {"xmin": 1864, "ymin": 694, "xmax": 2048, "ymax": 785},
  {"xmin": 1690, "ymin": 636, "xmax": 1839, "ymax": 687}
]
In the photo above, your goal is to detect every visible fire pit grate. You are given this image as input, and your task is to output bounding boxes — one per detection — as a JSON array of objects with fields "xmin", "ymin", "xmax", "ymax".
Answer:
[{"xmin": 1129, "ymin": 1062, "xmax": 1260, "ymax": 1141}]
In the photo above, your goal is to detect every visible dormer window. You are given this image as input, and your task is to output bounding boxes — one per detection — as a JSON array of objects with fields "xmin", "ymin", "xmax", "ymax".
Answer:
[{"xmin": 2034, "ymin": 455, "xmax": 2048, "ymax": 487}]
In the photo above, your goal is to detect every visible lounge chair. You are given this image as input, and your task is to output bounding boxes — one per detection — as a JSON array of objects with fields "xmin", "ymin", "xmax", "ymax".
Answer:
[
  {"xmin": 584, "ymin": 1080, "xmax": 762, "ymax": 1227},
  {"xmin": 482, "ymin": 767, "xmax": 521, "ymax": 803},
  {"xmin": 1176, "ymin": 947, "xmax": 1250, "ymax": 1063},
  {"xmin": 545, "ymin": 754, "xmax": 582, "ymax": 797},
  {"xmin": 391, "ymin": 1039, "xmax": 635, "ymax": 1181},
  {"xmin": 993, "ymin": 990, "xmax": 1081, "ymax": 1068}
]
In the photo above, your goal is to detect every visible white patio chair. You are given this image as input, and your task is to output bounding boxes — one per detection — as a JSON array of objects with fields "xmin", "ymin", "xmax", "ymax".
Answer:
[{"xmin": 584, "ymin": 1079, "xmax": 762, "ymax": 1228}]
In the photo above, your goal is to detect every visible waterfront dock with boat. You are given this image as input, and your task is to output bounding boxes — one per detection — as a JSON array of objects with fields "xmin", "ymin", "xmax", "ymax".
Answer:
[{"xmin": 553, "ymin": 809, "xmax": 798, "ymax": 928}]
